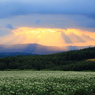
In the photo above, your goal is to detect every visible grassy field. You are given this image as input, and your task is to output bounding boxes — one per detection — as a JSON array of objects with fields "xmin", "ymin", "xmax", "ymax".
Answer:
[{"xmin": 0, "ymin": 71, "xmax": 95, "ymax": 95}]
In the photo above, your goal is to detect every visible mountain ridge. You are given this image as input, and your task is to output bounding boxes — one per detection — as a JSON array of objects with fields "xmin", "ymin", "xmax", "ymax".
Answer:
[{"xmin": 0, "ymin": 43, "xmax": 94, "ymax": 57}]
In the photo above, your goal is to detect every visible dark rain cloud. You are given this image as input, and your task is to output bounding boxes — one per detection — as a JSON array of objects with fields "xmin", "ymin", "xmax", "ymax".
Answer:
[
  {"xmin": 5, "ymin": 24, "xmax": 14, "ymax": 29},
  {"xmin": 0, "ymin": 0, "xmax": 95, "ymax": 19},
  {"xmin": 36, "ymin": 20, "xmax": 41, "ymax": 24}
]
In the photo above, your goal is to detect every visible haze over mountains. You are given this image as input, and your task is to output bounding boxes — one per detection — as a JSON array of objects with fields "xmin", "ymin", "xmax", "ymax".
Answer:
[
  {"xmin": 0, "ymin": 44, "xmax": 64, "ymax": 54},
  {"xmin": 0, "ymin": 43, "xmax": 93, "ymax": 58}
]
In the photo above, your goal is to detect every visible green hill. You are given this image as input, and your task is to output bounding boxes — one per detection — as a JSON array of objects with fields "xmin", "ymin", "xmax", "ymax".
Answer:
[{"xmin": 0, "ymin": 47, "xmax": 95, "ymax": 71}]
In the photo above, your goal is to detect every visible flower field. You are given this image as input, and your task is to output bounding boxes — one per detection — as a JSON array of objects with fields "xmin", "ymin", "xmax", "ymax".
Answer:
[{"xmin": 0, "ymin": 71, "xmax": 95, "ymax": 95}]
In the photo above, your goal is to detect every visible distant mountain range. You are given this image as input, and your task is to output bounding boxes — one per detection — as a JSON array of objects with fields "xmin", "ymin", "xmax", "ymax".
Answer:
[
  {"xmin": 0, "ymin": 44, "xmax": 64, "ymax": 53},
  {"xmin": 0, "ymin": 44, "xmax": 93, "ymax": 57}
]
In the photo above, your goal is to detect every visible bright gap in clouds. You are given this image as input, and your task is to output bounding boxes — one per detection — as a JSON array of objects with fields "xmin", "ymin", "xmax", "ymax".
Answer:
[{"xmin": 0, "ymin": 27, "xmax": 95, "ymax": 48}]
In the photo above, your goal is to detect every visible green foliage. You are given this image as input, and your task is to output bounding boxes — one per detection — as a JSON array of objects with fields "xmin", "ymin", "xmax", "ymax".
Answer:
[{"xmin": 0, "ymin": 47, "xmax": 95, "ymax": 71}]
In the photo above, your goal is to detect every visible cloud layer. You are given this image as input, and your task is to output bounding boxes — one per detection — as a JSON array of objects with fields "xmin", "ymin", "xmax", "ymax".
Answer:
[
  {"xmin": 5, "ymin": 24, "xmax": 14, "ymax": 29},
  {"xmin": 0, "ymin": 0, "xmax": 95, "ymax": 19}
]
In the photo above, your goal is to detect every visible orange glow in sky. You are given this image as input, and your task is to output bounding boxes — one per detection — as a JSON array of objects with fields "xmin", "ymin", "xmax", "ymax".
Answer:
[{"xmin": 0, "ymin": 27, "xmax": 95, "ymax": 48}]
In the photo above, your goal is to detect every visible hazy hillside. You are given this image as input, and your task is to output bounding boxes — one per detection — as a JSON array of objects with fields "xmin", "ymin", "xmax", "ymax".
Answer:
[
  {"xmin": 0, "ymin": 44, "xmax": 64, "ymax": 54},
  {"xmin": 0, "ymin": 44, "xmax": 92, "ymax": 57},
  {"xmin": 0, "ymin": 46, "xmax": 95, "ymax": 71}
]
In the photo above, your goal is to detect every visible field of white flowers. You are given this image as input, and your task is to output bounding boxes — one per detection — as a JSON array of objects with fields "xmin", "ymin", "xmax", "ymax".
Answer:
[{"xmin": 0, "ymin": 71, "xmax": 95, "ymax": 95}]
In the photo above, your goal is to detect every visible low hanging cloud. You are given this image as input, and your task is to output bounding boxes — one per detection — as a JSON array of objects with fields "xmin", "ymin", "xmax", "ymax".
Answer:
[
  {"xmin": 5, "ymin": 24, "xmax": 14, "ymax": 29},
  {"xmin": 0, "ymin": 0, "xmax": 95, "ymax": 19},
  {"xmin": 36, "ymin": 20, "xmax": 41, "ymax": 24}
]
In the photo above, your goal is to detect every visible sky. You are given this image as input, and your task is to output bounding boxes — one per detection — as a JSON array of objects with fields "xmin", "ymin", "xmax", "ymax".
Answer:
[{"xmin": 0, "ymin": 0, "xmax": 95, "ymax": 48}]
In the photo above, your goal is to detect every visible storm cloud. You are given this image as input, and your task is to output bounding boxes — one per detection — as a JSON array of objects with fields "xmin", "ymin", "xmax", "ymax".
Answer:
[
  {"xmin": 0, "ymin": 0, "xmax": 95, "ymax": 19},
  {"xmin": 5, "ymin": 24, "xmax": 14, "ymax": 29}
]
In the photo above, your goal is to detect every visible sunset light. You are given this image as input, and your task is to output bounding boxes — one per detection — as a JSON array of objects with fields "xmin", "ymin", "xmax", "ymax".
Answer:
[{"xmin": 0, "ymin": 27, "xmax": 95, "ymax": 48}]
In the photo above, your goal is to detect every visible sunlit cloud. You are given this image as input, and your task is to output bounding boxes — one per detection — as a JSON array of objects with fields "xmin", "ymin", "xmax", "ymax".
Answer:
[{"xmin": 0, "ymin": 27, "xmax": 95, "ymax": 49}]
